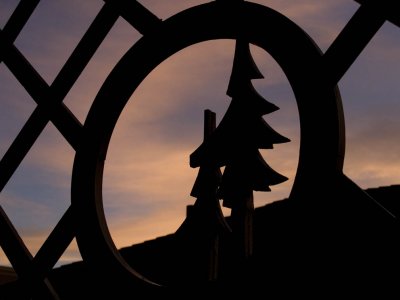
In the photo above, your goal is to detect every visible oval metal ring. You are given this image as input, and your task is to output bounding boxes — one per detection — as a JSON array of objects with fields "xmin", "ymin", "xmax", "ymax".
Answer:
[{"xmin": 71, "ymin": 1, "xmax": 344, "ymax": 288}]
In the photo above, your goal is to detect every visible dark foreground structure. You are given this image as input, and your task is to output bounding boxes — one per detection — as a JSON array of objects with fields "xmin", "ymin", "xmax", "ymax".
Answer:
[{"xmin": 2, "ymin": 184, "xmax": 397, "ymax": 298}]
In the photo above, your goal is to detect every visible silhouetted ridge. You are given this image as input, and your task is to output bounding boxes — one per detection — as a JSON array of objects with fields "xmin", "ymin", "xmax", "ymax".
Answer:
[{"xmin": 1, "ymin": 184, "xmax": 395, "ymax": 298}]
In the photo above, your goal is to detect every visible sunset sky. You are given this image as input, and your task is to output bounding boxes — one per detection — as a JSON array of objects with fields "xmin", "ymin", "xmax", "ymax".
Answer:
[{"xmin": 0, "ymin": 0, "xmax": 399, "ymax": 268}]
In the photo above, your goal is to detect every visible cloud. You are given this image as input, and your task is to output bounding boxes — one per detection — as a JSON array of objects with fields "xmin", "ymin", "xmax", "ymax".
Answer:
[
  {"xmin": 140, "ymin": 0, "xmax": 211, "ymax": 20},
  {"xmin": 0, "ymin": 1, "xmax": 19, "ymax": 28},
  {"xmin": 0, "ymin": 68, "xmax": 38, "ymax": 157},
  {"xmin": 338, "ymin": 19, "xmax": 400, "ymax": 189},
  {"xmin": 1, "ymin": 191, "xmax": 55, "ymax": 227},
  {"xmin": 9, "ymin": 1, "xmax": 101, "ymax": 83},
  {"xmin": 1, "ymin": 0, "xmax": 399, "ymax": 269},
  {"xmin": 0, "ymin": 192, "xmax": 71, "ymax": 268},
  {"xmin": 0, "ymin": 224, "xmax": 81, "ymax": 268},
  {"xmin": 253, "ymin": 0, "xmax": 359, "ymax": 51},
  {"xmin": 107, "ymin": 204, "xmax": 189, "ymax": 249},
  {"xmin": 344, "ymin": 118, "xmax": 400, "ymax": 188},
  {"xmin": 63, "ymin": 17, "xmax": 141, "ymax": 123}
]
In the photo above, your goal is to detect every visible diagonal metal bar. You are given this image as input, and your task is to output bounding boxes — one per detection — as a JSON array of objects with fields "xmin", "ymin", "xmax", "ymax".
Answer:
[
  {"xmin": 354, "ymin": 0, "xmax": 400, "ymax": 27},
  {"xmin": 31, "ymin": 206, "xmax": 76, "ymax": 279},
  {"xmin": 322, "ymin": 4, "xmax": 386, "ymax": 85},
  {"xmin": 0, "ymin": 31, "xmax": 83, "ymax": 193},
  {"xmin": 0, "ymin": 2, "xmax": 119, "ymax": 192},
  {"xmin": 103, "ymin": 0, "xmax": 162, "ymax": 35},
  {"xmin": 49, "ymin": 1, "xmax": 120, "ymax": 103},
  {"xmin": 0, "ymin": 109, "xmax": 49, "ymax": 193},
  {"xmin": 0, "ymin": 0, "xmax": 40, "ymax": 58},
  {"xmin": 0, "ymin": 206, "xmax": 60, "ymax": 299},
  {"xmin": 0, "ymin": 205, "xmax": 33, "ymax": 275},
  {"xmin": 0, "ymin": 29, "xmax": 83, "ymax": 149}
]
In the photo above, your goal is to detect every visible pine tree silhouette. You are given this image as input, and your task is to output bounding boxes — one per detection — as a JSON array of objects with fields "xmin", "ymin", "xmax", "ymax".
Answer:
[
  {"xmin": 190, "ymin": 38, "xmax": 290, "ymax": 259},
  {"xmin": 176, "ymin": 109, "xmax": 230, "ymax": 282}
]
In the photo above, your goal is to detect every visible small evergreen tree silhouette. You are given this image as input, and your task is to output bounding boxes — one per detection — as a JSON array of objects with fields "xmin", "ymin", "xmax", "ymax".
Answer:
[
  {"xmin": 176, "ymin": 109, "xmax": 230, "ymax": 282},
  {"xmin": 190, "ymin": 38, "xmax": 290, "ymax": 259}
]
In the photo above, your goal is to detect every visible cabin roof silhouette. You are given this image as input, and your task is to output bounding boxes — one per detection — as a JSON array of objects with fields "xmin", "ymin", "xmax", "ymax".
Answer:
[{"xmin": 1, "ymin": 183, "xmax": 397, "ymax": 298}]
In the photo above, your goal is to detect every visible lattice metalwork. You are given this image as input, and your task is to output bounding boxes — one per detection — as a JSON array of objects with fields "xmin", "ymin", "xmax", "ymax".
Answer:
[{"xmin": 0, "ymin": 0, "xmax": 399, "ymax": 298}]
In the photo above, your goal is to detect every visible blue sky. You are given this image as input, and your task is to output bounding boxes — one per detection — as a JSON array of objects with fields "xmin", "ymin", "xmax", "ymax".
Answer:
[{"xmin": 1, "ymin": 0, "xmax": 399, "ymax": 267}]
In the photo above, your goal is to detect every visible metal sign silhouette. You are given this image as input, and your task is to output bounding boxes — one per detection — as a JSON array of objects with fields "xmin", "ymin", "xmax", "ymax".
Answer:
[{"xmin": 0, "ymin": 0, "xmax": 398, "ymax": 298}]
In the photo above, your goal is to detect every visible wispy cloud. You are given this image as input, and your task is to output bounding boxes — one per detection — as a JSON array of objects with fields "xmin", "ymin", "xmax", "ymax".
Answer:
[
  {"xmin": 1, "ymin": 0, "xmax": 399, "ymax": 269},
  {"xmin": 263, "ymin": 0, "xmax": 359, "ymax": 51}
]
